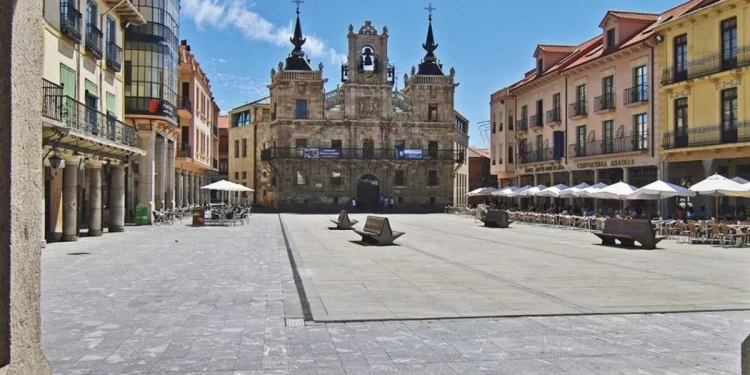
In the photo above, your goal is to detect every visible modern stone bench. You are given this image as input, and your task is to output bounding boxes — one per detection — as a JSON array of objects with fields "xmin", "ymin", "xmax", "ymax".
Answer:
[
  {"xmin": 353, "ymin": 216, "xmax": 404, "ymax": 245},
  {"xmin": 480, "ymin": 209, "xmax": 513, "ymax": 228},
  {"xmin": 593, "ymin": 218, "xmax": 665, "ymax": 250},
  {"xmin": 330, "ymin": 210, "xmax": 358, "ymax": 230}
]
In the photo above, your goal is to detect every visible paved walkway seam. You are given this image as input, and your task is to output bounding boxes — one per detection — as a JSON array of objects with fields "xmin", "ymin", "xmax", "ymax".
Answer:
[{"xmin": 277, "ymin": 213, "xmax": 314, "ymax": 322}]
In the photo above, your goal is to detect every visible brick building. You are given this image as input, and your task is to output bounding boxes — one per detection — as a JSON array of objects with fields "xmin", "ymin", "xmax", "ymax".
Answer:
[
  {"xmin": 259, "ymin": 8, "xmax": 466, "ymax": 211},
  {"xmin": 468, "ymin": 147, "xmax": 496, "ymax": 191}
]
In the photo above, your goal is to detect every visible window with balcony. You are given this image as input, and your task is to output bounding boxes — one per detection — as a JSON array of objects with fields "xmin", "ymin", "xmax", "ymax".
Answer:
[
  {"xmin": 571, "ymin": 84, "xmax": 587, "ymax": 116},
  {"xmin": 363, "ymin": 139, "xmax": 374, "ymax": 158},
  {"xmin": 428, "ymin": 104, "xmax": 438, "ymax": 121},
  {"xmin": 600, "ymin": 76, "xmax": 614, "ymax": 110},
  {"xmin": 331, "ymin": 170, "xmax": 342, "ymax": 187},
  {"xmin": 721, "ymin": 18, "xmax": 738, "ymax": 70},
  {"xmin": 395, "ymin": 170, "xmax": 405, "ymax": 186},
  {"xmin": 428, "ymin": 170, "xmax": 438, "ymax": 186},
  {"xmin": 295, "ymin": 100, "xmax": 307, "ymax": 119},
  {"xmin": 576, "ymin": 125, "xmax": 587, "ymax": 157},
  {"xmin": 296, "ymin": 169, "xmax": 307, "ymax": 185},
  {"xmin": 533, "ymin": 100, "xmax": 543, "ymax": 127},
  {"xmin": 85, "ymin": 1, "xmax": 102, "ymax": 59},
  {"xmin": 634, "ymin": 113, "xmax": 648, "ymax": 150},
  {"xmin": 632, "ymin": 66, "xmax": 647, "ymax": 103},
  {"xmin": 602, "ymin": 120, "xmax": 614, "ymax": 154},
  {"xmin": 674, "ymin": 98, "xmax": 689, "ymax": 148},
  {"xmin": 535, "ymin": 134, "xmax": 543, "ymax": 158},
  {"xmin": 674, "ymin": 34, "xmax": 688, "ymax": 82},
  {"xmin": 721, "ymin": 87, "xmax": 738, "ymax": 143},
  {"xmin": 428, "ymin": 141, "xmax": 438, "ymax": 158}
]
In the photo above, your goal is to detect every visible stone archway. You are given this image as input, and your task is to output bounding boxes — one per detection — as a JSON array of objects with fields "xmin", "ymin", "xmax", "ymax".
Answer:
[{"xmin": 356, "ymin": 174, "xmax": 380, "ymax": 211}]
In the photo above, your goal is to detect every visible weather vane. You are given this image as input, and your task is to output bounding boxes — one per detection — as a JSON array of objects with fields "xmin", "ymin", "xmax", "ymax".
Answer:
[
  {"xmin": 293, "ymin": 0, "xmax": 304, "ymax": 14},
  {"xmin": 425, "ymin": 3, "xmax": 436, "ymax": 21}
]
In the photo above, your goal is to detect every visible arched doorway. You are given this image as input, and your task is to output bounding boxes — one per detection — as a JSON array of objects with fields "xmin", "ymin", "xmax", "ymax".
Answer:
[{"xmin": 356, "ymin": 174, "xmax": 380, "ymax": 211}]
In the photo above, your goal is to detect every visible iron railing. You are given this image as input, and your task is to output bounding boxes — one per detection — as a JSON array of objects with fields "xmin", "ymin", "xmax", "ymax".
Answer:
[
  {"xmin": 261, "ymin": 147, "xmax": 457, "ymax": 162},
  {"xmin": 662, "ymin": 121, "xmax": 750, "ymax": 149},
  {"xmin": 106, "ymin": 42, "xmax": 122, "ymax": 72},
  {"xmin": 515, "ymin": 118, "xmax": 528, "ymax": 131},
  {"xmin": 661, "ymin": 46, "xmax": 750, "ymax": 85},
  {"xmin": 568, "ymin": 134, "xmax": 648, "ymax": 158},
  {"xmin": 178, "ymin": 143, "xmax": 191, "ymax": 157},
  {"xmin": 41, "ymin": 79, "xmax": 137, "ymax": 147},
  {"xmin": 178, "ymin": 96, "xmax": 192, "ymax": 112},
  {"xmin": 60, "ymin": 0, "xmax": 82, "ymax": 43},
  {"xmin": 546, "ymin": 108, "xmax": 561, "ymax": 123},
  {"xmin": 568, "ymin": 101, "xmax": 587, "ymax": 118},
  {"xmin": 518, "ymin": 148, "xmax": 560, "ymax": 164},
  {"xmin": 529, "ymin": 114, "xmax": 543, "ymax": 128},
  {"xmin": 594, "ymin": 94, "xmax": 615, "ymax": 112},
  {"xmin": 85, "ymin": 23, "xmax": 103, "ymax": 59},
  {"xmin": 623, "ymin": 85, "xmax": 648, "ymax": 105}
]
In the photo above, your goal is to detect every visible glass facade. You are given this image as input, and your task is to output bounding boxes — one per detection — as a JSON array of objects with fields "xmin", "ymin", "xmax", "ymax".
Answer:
[{"xmin": 124, "ymin": 0, "xmax": 179, "ymax": 123}]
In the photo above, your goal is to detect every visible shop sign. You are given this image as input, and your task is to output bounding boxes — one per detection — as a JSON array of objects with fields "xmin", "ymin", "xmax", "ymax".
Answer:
[
  {"xmin": 576, "ymin": 158, "xmax": 635, "ymax": 169},
  {"xmin": 534, "ymin": 165, "xmax": 565, "ymax": 172}
]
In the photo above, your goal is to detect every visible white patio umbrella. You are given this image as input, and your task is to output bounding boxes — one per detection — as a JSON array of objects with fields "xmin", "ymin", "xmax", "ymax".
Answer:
[
  {"xmin": 492, "ymin": 186, "xmax": 518, "ymax": 197},
  {"xmin": 520, "ymin": 184, "xmax": 547, "ymax": 197},
  {"xmin": 626, "ymin": 180, "xmax": 696, "ymax": 200},
  {"xmin": 575, "ymin": 182, "xmax": 608, "ymax": 198},
  {"xmin": 466, "ymin": 187, "xmax": 499, "ymax": 196},
  {"xmin": 731, "ymin": 176, "xmax": 749, "ymax": 184},
  {"xmin": 690, "ymin": 174, "xmax": 750, "ymax": 216},
  {"xmin": 200, "ymin": 179, "xmax": 254, "ymax": 192},
  {"xmin": 536, "ymin": 183, "xmax": 569, "ymax": 198},
  {"xmin": 559, "ymin": 182, "xmax": 590, "ymax": 198},
  {"xmin": 589, "ymin": 181, "xmax": 638, "ymax": 200},
  {"xmin": 509, "ymin": 185, "xmax": 532, "ymax": 197},
  {"xmin": 725, "ymin": 181, "xmax": 750, "ymax": 198}
]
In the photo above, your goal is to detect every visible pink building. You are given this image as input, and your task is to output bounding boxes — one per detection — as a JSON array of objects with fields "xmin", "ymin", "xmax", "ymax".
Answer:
[{"xmin": 490, "ymin": 1, "xmax": 702, "ymax": 194}]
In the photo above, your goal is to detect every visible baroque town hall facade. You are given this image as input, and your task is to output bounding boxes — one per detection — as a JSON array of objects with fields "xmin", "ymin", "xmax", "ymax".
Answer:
[{"xmin": 259, "ymin": 8, "xmax": 467, "ymax": 211}]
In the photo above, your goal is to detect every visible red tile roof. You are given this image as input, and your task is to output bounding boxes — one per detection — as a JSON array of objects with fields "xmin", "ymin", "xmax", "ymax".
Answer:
[
  {"xmin": 468, "ymin": 147, "xmax": 490, "ymax": 158},
  {"xmin": 507, "ymin": 0, "xmax": 716, "ymax": 92}
]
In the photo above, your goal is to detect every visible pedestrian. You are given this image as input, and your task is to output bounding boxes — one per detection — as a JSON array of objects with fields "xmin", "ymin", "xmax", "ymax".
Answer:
[
  {"xmin": 351, "ymin": 197, "xmax": 357, "ymax": 211},
  {"xmin": 389, "ymin": 196, "xmax": 394, "ymax": 210}
]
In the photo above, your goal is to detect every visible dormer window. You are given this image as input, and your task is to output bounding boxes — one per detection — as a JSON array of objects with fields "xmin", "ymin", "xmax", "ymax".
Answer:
[
  {"xmin": 536, "ymin": 58, "xmax": 544, "ymax": 75},
  {"xmin": 606, "ymin": 28, "xmax": 616, "ymax": 48}
]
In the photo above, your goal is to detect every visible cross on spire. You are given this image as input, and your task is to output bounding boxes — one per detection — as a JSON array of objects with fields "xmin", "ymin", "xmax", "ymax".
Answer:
[
  {"xmin": 293, "ymin": 0, "xmax": 304, "ymax": 14},
  {"xmin": 424, "ymin": 3, "xmax": 436, "ymax": 21}
]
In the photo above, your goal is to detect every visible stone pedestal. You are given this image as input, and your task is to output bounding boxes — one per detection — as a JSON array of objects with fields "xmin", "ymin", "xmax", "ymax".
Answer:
[
  {"xmin": 109, "ymin": 163, "xmax": 125, "ymax": 232},
  {"xmin": 61, "ymin": 156, "xmax": 80, "ymax": 242},
  {"xmin": 86, "ymin": 160, "xmax": 103, "ymax": 237}
]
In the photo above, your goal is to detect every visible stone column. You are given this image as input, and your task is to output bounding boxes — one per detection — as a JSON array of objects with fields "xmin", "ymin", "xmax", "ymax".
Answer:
[
  {"xmin": 593, "ymin": 169, "xmax": 600, "ymax": 214},
  {"xmin": 703, "ymin": 160, "xmax": 717, "ymax": 217},
  {"xmin": 549, "ymin": 172, "xmax": 554, "ymax": 186},
  {"xmin": 138, "ymin": 130, "xmax": 156, "ymax": 218},
  {"xmin": 62, "ymin": 156, "xmax": 80, "ymax": 242},
  {"xmin": 166, "ymin": 140, "xmax": 176, "ymax": 209},
  {"xmin": 154, "ymin": 135, "xmax": 166, "ymax": 210},
  {"xmin": 187, "ymin": 172, "xmax": 194, "ymax": 205},
  {"xmin": 86, "ymin": 160, "xmax": 104, "ymax": 237},
  {"xmin": 0, "ymin": 0, "xmax": 53, "ymax": 369},
  {"xmin": 622, "ymin": 167, "xmax": 630, "ymax": 184},
  {"xmin": 193, "ymin": 174, "xmax": 198, "ymax": 204},
  {"xmin": 568, "ymin": 171, "xmax": 574, "ymax": 187},
  {"xmin": 182, "ymin": 172, "xmax": 188, "ymax": 206},
  {"xmin": 175, "ymin": 170, "xmax": 182, "ymax": 208},
  {"xmin": 109, "ymin": 163, "xmax": 125, "ymax": 232}
]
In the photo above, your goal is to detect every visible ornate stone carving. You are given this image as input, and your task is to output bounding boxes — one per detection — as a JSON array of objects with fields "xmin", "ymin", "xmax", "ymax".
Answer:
[
  {"xmin": 278, "ymin": 62, "xmax": 283, "ymax": 71},
  {"xmin": 318, "ymin": 62, "xmax": 324, "ymax": 72},
  {"xmin": 271, "ymin": 68, "xmax": 275, "ymax": 77},
  {"xmin": 411, "ymin": 66, "xmax": 416, "ymax": 75},
  {"xmin": 403, "ymin": 73, "xmax": 408, "ymax": 86},
  {"xmin": 359, "ymin": 21, "xmax": 378, "ymax": 35},
  {"xmin": 357, "ymin": 97, "xmax": 379, "ymax": 119},
  {"xmin": 450, "ymin": 67, "xmax": 455, "ymax": 77},
  {"xmin": 348, "ymin": 24, "xmax": 354, "ymax": 33},
  {"xmin": 382, "ymin": 25, "xmax": 388, "ymax": 35}
]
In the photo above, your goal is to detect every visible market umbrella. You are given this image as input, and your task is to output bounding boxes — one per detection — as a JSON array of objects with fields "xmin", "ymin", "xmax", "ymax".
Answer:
[
  {"xmin": 466, "ymin": 187, "xmax": 499, "ymax": 196},
  {"xmin": 200, "ymin": 179, "xmax": 254, "ymax": 192},
  {"xmin": 492, "ymin": 186, "xmax": 518, "ymax": 197},
  {"xmin": 575, "ymin": 182, "xmax": 608, "ymax": 198},
  {"xmin": 520, "ymin": 184, "xmax": 547, "ymax": 197},
  {"xmin": 559, "ymin": 182, "xmax": 590, "ymax": 198},
  {"xmin": 589, "ymin": 181, "xmax": 638, "ymax": 200},
  {"xmin": 626, "ymin": 180, "xmax": 695, "ymax": 200},
  {"xmin": 509, "ymin": 185, "xmax": 533, "ymax": 197},
  {"xmin": 731, "ymin": 176, "xmax": 749, "ymax": 184},
  {"xmin": 689, "ymin": 173, "xmax": 749, "ymax": 218},
  {"xmin": 536, "ymin": 183, "xmax": 569, "ymax": 198}
]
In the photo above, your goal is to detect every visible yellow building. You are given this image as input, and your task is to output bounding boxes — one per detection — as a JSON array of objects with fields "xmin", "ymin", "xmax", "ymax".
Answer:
[
  {"xmin": 227, "ymin": 98, "xmax": 271, "ymax": 204},
  {"xmin": 656, "ymin": 0, "xmax": 750, "ymax": 216},
  {"xmin": 41, "ymin": 0, "xmax": 145, "ymax": 242}
]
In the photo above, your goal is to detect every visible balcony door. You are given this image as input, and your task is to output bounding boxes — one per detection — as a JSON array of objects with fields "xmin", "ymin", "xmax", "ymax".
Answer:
[
  {"xmin": 576, "ymin": 125, "xmax": 586, "ymax": 157},
  {"xmin": 602, "ymin": 120, "xmax": 614, "ymax": 154},
  {"xmin": 721, "ymin": 18, "xmax": 738, "ymax": 70},
  {"xmin": 634, "ymin": 66, "xmax": 647, "ymax": 101},
  {"xmin": 674, "ymin": 34, "xmax": 688, "ymax": 82},
  {"xmin": 674, "ymin": 98, "xmax": 689, "ymax": 147},
  {"xmin": 535, "ymin": 134, "xmax": 543, "ymax": 162},
  {"xmin": 721, "ymin": 88, "xmax": 738, "ymax": 143}
]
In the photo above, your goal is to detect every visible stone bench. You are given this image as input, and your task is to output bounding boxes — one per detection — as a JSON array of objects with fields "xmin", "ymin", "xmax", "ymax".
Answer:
[
  {"xmin": 353, "ymin": 216, "xmax": 404, "ymax": 246},
  {"xmin": 330, "ymin": 210, "xmax": 358, "ymax": 230},
  {"xmin": 480, "ymin": 209, "xmax": 513, "ymax": 228},
  {"xmin": 593, "ymin": 218, "xmax": 664, "ymax": 250}
]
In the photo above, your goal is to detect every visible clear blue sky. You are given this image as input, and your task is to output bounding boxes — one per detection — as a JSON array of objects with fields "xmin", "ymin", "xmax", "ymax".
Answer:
[{"xmin": 180, "ymin": 0, "xmax": 685, "ymax": 147}]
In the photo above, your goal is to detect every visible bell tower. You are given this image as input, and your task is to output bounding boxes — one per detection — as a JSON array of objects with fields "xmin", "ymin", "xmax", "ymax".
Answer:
[{"xmin": 341, "ymin": 21, "xmax": 396, "ymax": 86}]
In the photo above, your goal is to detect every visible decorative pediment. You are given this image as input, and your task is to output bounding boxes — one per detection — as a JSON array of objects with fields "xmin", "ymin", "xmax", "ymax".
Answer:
[{"xmin": 358, "ymin": 21, "xmax": 378, "ymax": 35}]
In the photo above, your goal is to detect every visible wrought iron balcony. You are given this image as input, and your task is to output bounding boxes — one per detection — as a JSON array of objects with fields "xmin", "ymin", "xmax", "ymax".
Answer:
[
  {"xmin": 106, "ymin": 42, "xmax": 122, "ymax": 72},
  {"xmin": 546, "ymin": 108, "xmax": 561, "ymax": 124},
  {"xmin": 623, "ymin": 85, "xmax": 648, "ymax": 105},
  {"xmin": 568, "ymin": 101, "xmax": 587, "ymax": 118},
  {"xmin": 529, "ymin": 114, "xmax": 543, "ymax": 128},
  {"xmin": 661, "ymin": 46, "xmax": 750, "ymax": 85},
  {"xmin": 568, "ymin": 134, "xmax": 648, "ymax": 158},
  {"xmin": 85, "ymin": 23, "xmax": 103, "ymax": 59},
  {"xmin": 178, "ymin": 96, "xmax": 192, "ymax": 112},
  {"xmin": 662, "ymin": 122, "xmax": 750, "ymax": 149},
  {"xmin": 41, "ymin": 79, "xmax": 137, "ymax": 147},
  {"xmin": 60, "ymin": 0, "xmax": 82, "ymax": 43},
  {"xmin": 594, "ymin": 94, "xmax": 615, "ymax": 112},
  {"xmin": 515, "ymin": 118, "xmax": 528, "ymax": 131},
  {"xmin": 177, "ymin": 143, "xmax": 191, "ymax": 158},
  {"xmin": 518, "ymin": 148, "xmax": 559, "ymax": 164},
  {"xmin": 260, "ymin": 147, "xmax": 457, "ymax": 162}
]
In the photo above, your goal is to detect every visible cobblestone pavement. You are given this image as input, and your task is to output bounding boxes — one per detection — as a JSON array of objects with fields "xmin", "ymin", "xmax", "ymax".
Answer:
[{"xmin": 42, "ymin": 214, "xmax": 749, "ymax": 374}]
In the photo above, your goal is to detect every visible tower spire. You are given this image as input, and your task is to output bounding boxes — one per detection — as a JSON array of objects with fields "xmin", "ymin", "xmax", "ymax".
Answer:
[
  {"xmin": 417, "ymin": 3, "xmax": 444, "ymax": 75},
  {"xmin": 285, "ymin": 0, "xmax": 312, "ymax": 71}
]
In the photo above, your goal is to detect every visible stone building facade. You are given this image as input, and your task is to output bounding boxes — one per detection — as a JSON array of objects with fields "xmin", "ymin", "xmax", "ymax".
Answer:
[{"xmin": 259, "ymin": 10, "xmax": 466, "ymax": 212}]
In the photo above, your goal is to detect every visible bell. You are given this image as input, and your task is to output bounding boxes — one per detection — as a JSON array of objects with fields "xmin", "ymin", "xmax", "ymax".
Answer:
[{"xmin": 364, "ymin": 55, "xmax": 373, "ymax": 66}]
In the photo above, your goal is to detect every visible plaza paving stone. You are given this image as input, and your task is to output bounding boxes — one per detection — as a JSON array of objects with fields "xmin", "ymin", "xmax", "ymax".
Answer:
[
  {"xmin": 281, "ymin": 213, "xmax": 750, "ymax": 321},
  {"xmin": 41, "ymin": 213, "xmax": 750, "ymax": 374}
]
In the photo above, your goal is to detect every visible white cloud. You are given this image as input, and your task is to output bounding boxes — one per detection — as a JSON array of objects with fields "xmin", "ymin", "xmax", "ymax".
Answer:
[{"xmin": 181, "ymin": 0, "xmax": 346, "ymax": 64}]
